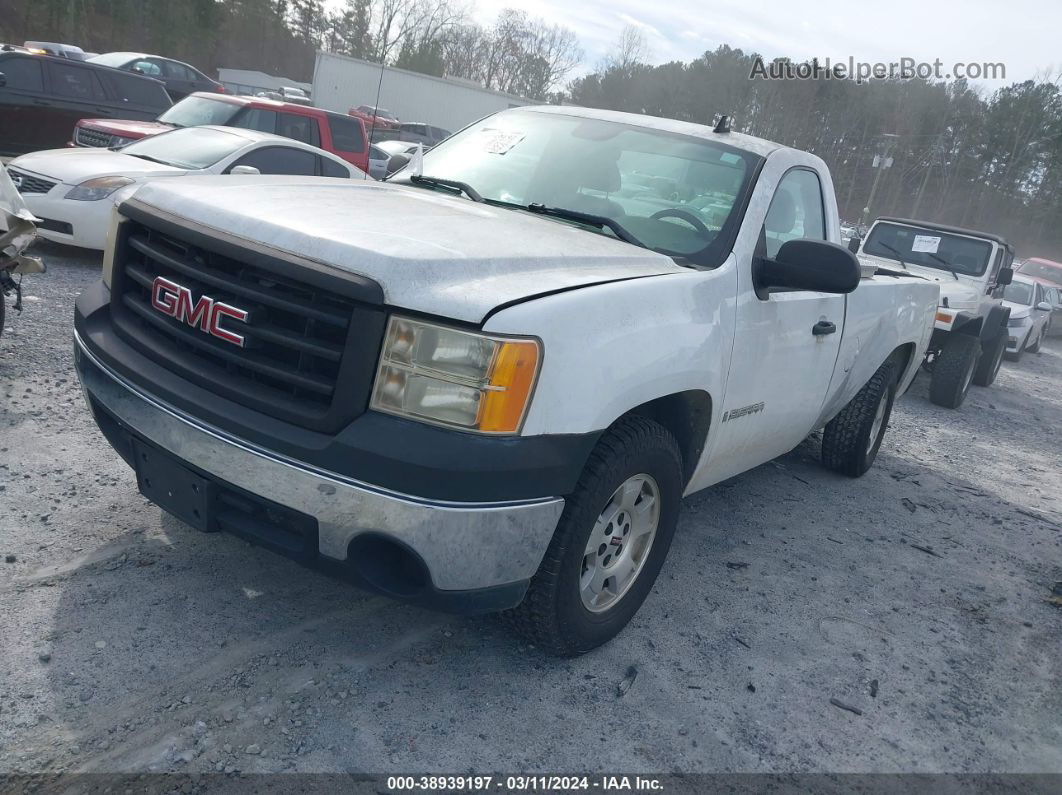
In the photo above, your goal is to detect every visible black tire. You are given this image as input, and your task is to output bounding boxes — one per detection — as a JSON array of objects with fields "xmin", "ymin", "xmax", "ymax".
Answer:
[
  {"xmin": 821, "ymin": 359, "xmax": 898, "ymax": 478},
  {"xmin": 972, "ymin": 333, "xmax": 1005, "ymax": 387},
  {"xmin": 929, "ymin": 333, "xmax": 981, "ymax": 408},
  {"xmin": 1027, "ymin": 327, "xmax": 1042, "ymax": 353},
  {"xmin": 505, "ymin": 416, "xmax": 683, "ymax": 656}
]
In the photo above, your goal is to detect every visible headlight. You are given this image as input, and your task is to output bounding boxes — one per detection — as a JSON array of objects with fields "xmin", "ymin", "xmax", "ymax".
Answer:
[
  {"xmin": 370, "ymin": 317, "xmax": 541, "ymax": 434},
  {"xmin": 1008, "ymin": 315, "xmax": 1029, "ymax": 327},
  {"xmin": 110, "ymin": 136, "xmax": 133, "ymax": 148},
  {"xmin": 65, "ymin": 176, "xmax": 135, "ymax": 201}
]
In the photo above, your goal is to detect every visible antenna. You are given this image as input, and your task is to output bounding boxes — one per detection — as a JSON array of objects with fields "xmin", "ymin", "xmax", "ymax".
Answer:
[
  {"xmin": 713, "ymin": 114, "xmax": 732, "ymax": 134},
  {"xmin": 369, "ymin": 55, "xmax": 386, "ymax": 146}
]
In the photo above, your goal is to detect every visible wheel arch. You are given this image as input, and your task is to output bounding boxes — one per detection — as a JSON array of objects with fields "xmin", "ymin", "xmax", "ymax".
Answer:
[{"xmin": 618, "ymin": 389, "xmax": 713, "ymax": 487}]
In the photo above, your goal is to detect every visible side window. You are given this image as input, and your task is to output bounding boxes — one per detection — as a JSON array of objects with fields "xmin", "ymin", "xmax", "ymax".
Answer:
[
  {"xmin": 129, "ymin": 59, "xmax": 163, "ymax": 78},
  {"xmin": 0, "ymin": 56, "xmax": 44, "ymax": 91},
  {"xmin": 229, "ymin": 146, "xmax": 317, "ymax": 175},
  {"xmin": 46, "ymin": 62, "xmax": 106, "ymax": 101},
  {"xmin": 762, "ymin": 169, "xmax": 826, "ymax": 258},
  {"xmin": 105, "ymin": 73, "xmax": 165, "ymax": 106},
  {"xmin": 161, "ymin": 60, "xmax": 197, "ymax": 81},
  {"xmin": 326, "ymin": 114, "xmax": 365, "ymax": 153},
  {"xmin": 276, "ymin": 113, "xmax": 320, "ymax": 147},
  {"xmin": 320, "ymin": 156, "xmax": 349, "ymax": 178},
  {"xmin": 232, "ymin": 108, "xmax": 277, "ymax": 134}
]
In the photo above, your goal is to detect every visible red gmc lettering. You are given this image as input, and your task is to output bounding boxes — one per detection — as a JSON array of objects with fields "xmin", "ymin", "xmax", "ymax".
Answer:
[{"xmin": 150, "ymin": 276, "xmax": 248, "ymax": 347}]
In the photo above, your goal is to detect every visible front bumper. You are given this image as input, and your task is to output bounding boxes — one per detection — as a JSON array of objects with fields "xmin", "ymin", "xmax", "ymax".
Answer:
[
  {"xmin": 22, "ymin": 188, "xmax": 109, "ymax": 249},
  {"xmin": 75, "ymin": 330, "xmax": 565, "ymax": 612}
]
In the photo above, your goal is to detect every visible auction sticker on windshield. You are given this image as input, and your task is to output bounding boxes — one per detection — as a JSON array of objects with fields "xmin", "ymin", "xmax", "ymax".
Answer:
[
  {"xmin": 482, "ymin": 129, "xmax": 525, "ymax": 155},
  {"xmin": 912, "ymin": 235, "xmax": 942, "ymax": 253}
]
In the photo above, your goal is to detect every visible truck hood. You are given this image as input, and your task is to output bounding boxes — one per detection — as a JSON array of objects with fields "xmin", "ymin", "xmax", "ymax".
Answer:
[
  {"xmin": 10, "ymin": 148, "xmax": 185, "ymax": 185},
  {"xmin": 126, "ymin": 177, "xmax": 686, "ymax": 323},
  {"xmin": 858, "ymin": 253, "xmax": 983, "ymax": 309},
  {"xmin": 80, "ymin": 119, "xmax": 173, "ymax": 139}
]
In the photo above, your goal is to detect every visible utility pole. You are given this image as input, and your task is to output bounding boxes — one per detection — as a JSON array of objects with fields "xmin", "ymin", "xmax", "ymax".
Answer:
[{"xmin": 861, "ymin": 133, "xmax": 899, "ymax": 227}]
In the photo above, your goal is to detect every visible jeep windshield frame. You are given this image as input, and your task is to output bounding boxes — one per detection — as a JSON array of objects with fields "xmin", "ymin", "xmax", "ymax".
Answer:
[{"xmin": 863, "ymin": 221, "xmax": 994, "ymax": 277}]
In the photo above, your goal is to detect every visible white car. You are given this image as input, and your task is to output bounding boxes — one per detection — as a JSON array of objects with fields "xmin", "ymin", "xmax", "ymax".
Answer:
[
  {"xmin": 1002, "ymin": 275, "xmax": 1053, "ymax": 361},
  {"xmin": 7, "ymin": 126, "xmax": 367, "ymax": 250},
  {"xmin": 367, "ymin": 144, "xmax": 390, "ymax": 179}
]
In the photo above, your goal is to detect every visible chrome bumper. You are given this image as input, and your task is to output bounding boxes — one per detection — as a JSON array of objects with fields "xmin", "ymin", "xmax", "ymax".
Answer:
[{"xmin": 74, "ymin": 331, "xmax": 564, "ymax": 592}]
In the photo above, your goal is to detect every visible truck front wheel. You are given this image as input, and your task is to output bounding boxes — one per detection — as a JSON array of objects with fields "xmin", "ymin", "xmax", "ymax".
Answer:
[
  {"xmin": 821, "ymin": 359, "xmax": 898, "ymax": 477},
  {"xmin": 929, "ymin": 333, "xmax": 981, "ymax": 408},
  {"xmin": 506, "ymin": 416, "xmax": 683, "ymax": 656}
]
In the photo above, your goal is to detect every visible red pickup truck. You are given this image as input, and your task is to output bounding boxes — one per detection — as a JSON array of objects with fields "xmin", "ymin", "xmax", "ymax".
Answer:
[{"xmin": 73, "ymin": 92, "xmax": 371, "ymax": 173}]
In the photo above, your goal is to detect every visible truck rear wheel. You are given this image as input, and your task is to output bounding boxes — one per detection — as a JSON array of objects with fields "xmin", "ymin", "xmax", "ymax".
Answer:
[
  {"xmin": 929, "ymin": 333, "xmax": 980, "ymax": 408},
  {"xmin": 505, "ymin": 416, "xmax": 683, "ymax": 656},
  {"xmin": 821, "ymin": 359, "xmax": 898, "ymax": 477},
  {"xmin": 972, "ymin": 334, "xmax": 1006, "ymax": 387}
]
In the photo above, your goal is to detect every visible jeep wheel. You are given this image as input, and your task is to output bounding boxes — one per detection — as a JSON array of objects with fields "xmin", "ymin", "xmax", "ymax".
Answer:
[
  {"xmin": 506, "ymin": 416, "xmax": 683, "ymax": 656},
  {"xmin": 821, "ymin": 359, "xmax": 898, "ymax": 477},
  {"xmin": 972, "ymin": 334, "xmax": 1006, "ymax": 387},
  {"xmin": 929, "ymin": 334, "xmax": 981, "ymax": 408}
]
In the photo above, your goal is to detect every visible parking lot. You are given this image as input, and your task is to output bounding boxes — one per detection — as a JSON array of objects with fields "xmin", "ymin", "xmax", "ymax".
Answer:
[{"xmin": 1, "ymin": 243, "xmax": 1060, "ymax": 775}]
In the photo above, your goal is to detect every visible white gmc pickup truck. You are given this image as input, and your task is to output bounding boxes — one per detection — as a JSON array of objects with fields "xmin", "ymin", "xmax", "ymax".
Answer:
[{"xmin": 74, "ymin": 106, "xmax": 938, "ymax": 655}]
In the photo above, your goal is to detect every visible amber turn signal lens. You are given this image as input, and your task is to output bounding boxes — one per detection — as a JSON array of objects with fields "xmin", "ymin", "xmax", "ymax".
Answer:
[{"xmin": 478, "ymin": 340, "xmax": 541, "ymax": 433}]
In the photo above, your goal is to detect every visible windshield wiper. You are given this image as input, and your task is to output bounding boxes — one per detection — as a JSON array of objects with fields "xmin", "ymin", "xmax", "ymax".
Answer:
[
  {"xmin": 927, "ymin": 251, "xmax": 960, "ymax": 280},
  {"xmin": 526, "ymin": 203, "xmax": 644, "ymax": 248},
  {"xmin": 126, "ymin": 153, "xmax": 175, "ymax": 166},
  {"xmin": 409, "ymin": 174, "xmax": 482, "ymax": 202},
  {"xmin": 877, "ymin": 241, "xmax": 909, "ymax": 271}
]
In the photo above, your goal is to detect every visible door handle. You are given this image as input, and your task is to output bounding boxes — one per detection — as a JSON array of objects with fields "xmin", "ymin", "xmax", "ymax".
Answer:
[
  {"xmin": 33, "ymin": 99, "xmax": 50, "ymax": 106},
  {"xmin": 812, "ymin": 320, "xmax": 837, "ymax": 336}
]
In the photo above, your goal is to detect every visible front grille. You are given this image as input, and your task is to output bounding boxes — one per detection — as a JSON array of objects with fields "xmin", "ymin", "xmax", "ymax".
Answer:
[
  {"xmin": 8, "ymin": 168, "xmax": 57, "ymax": 194},
  {"xmin": 75, "ymin": 126, "xmax": 115, "ymax": 148},
  {"xmin": 110, "ymin": 217, "xmax": 386, "ymax": 432}
]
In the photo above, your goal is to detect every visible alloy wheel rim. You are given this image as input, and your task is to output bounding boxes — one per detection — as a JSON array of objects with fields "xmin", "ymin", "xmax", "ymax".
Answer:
[{"xmin": 580, "ymin": 474, "xmax": 661, "ymax": 613}]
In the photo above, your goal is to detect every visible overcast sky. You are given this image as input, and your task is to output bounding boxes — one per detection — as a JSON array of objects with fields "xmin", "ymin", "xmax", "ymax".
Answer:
[{"xmin": 467, "ymin": 0, "xmax": 1059, "ymax": 88}]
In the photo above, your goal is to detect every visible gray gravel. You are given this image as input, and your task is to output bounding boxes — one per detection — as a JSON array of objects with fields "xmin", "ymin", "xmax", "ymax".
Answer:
[{"xmin": 1, "ymin": 242, "xmax": 1060, "ymax": 775}]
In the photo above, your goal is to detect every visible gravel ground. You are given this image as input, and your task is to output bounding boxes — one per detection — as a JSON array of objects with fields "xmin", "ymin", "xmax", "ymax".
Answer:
[{"xmin": 1, "ymin": 243, "xmax": 1060, "ymax": 776}]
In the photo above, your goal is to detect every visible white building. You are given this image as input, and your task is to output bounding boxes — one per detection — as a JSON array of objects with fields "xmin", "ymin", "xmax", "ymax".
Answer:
[{"xmin": 312, "ymin": 52, "xmax": 531, "ymax": 133}]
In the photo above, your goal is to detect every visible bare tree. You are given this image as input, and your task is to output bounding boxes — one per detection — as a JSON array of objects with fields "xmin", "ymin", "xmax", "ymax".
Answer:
[{"xmin": 601, "ymin": 24, "xmax": 650, "ymax": 76}]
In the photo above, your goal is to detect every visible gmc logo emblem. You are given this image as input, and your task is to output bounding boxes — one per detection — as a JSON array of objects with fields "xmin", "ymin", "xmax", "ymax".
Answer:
[{"xmin": 150, "ymin": 276, "xmax": 249, "ymax": 347}]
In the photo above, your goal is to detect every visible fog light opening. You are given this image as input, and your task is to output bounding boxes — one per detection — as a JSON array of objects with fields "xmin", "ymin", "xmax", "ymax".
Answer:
[{"xmin": 346, "ymin": 534, "xmax": 430, "ymax": 598}]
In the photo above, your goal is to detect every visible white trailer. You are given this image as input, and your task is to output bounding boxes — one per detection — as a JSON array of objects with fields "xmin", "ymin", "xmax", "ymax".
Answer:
[{"xmin": 311, "ymin": 51, "xmax": 531, "ymax": 133}]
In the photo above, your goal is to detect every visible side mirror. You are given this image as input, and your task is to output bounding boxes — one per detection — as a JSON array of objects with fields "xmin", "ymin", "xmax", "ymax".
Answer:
[
  {"xmin": 1036, "ymin": 301, "xmax": 1053, "ymax": 312},
  {"xmin": 754, "ymin": 239, "xmax": 861, "ymax": 296},
  {"xmin": 385, "ymin": 152, "xmax": 410, "ymax": 176},
  {"xmin": 997, "ymin": 267, "xmax": 1014, "ymax": 285},
  {"xmin": 847, "ymin": 236, "xmax": 861, "ymax": 254},
  {"xmin": 0, "ymin": 72, "xmax": 6, "ymax": 88},
  {"xmin": 229, "ymin": 165, "xmax": 260, "ymax": 176}
]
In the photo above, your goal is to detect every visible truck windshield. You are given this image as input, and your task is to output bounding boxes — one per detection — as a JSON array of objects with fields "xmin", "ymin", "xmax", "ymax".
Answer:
[
  {"xmin": 863, "ymin": 222, "xmax": 993, "ymax": 276},
  {"xmin": 398, "ymin": 109, "xmax": 761, "ymax": 265},
  {"xmin": 158, "ymin": 96, "xmax": 241, "ymax": 128},
  {"xmin": 1002, "ymin": 281, "xmax": 1034, "ymax": 305}
]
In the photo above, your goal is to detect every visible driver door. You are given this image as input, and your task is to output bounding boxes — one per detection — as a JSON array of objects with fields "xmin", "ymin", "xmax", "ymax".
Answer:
[{"xmin": 693, "ymin": 164, "xmax": 846, "ymax": 487}]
